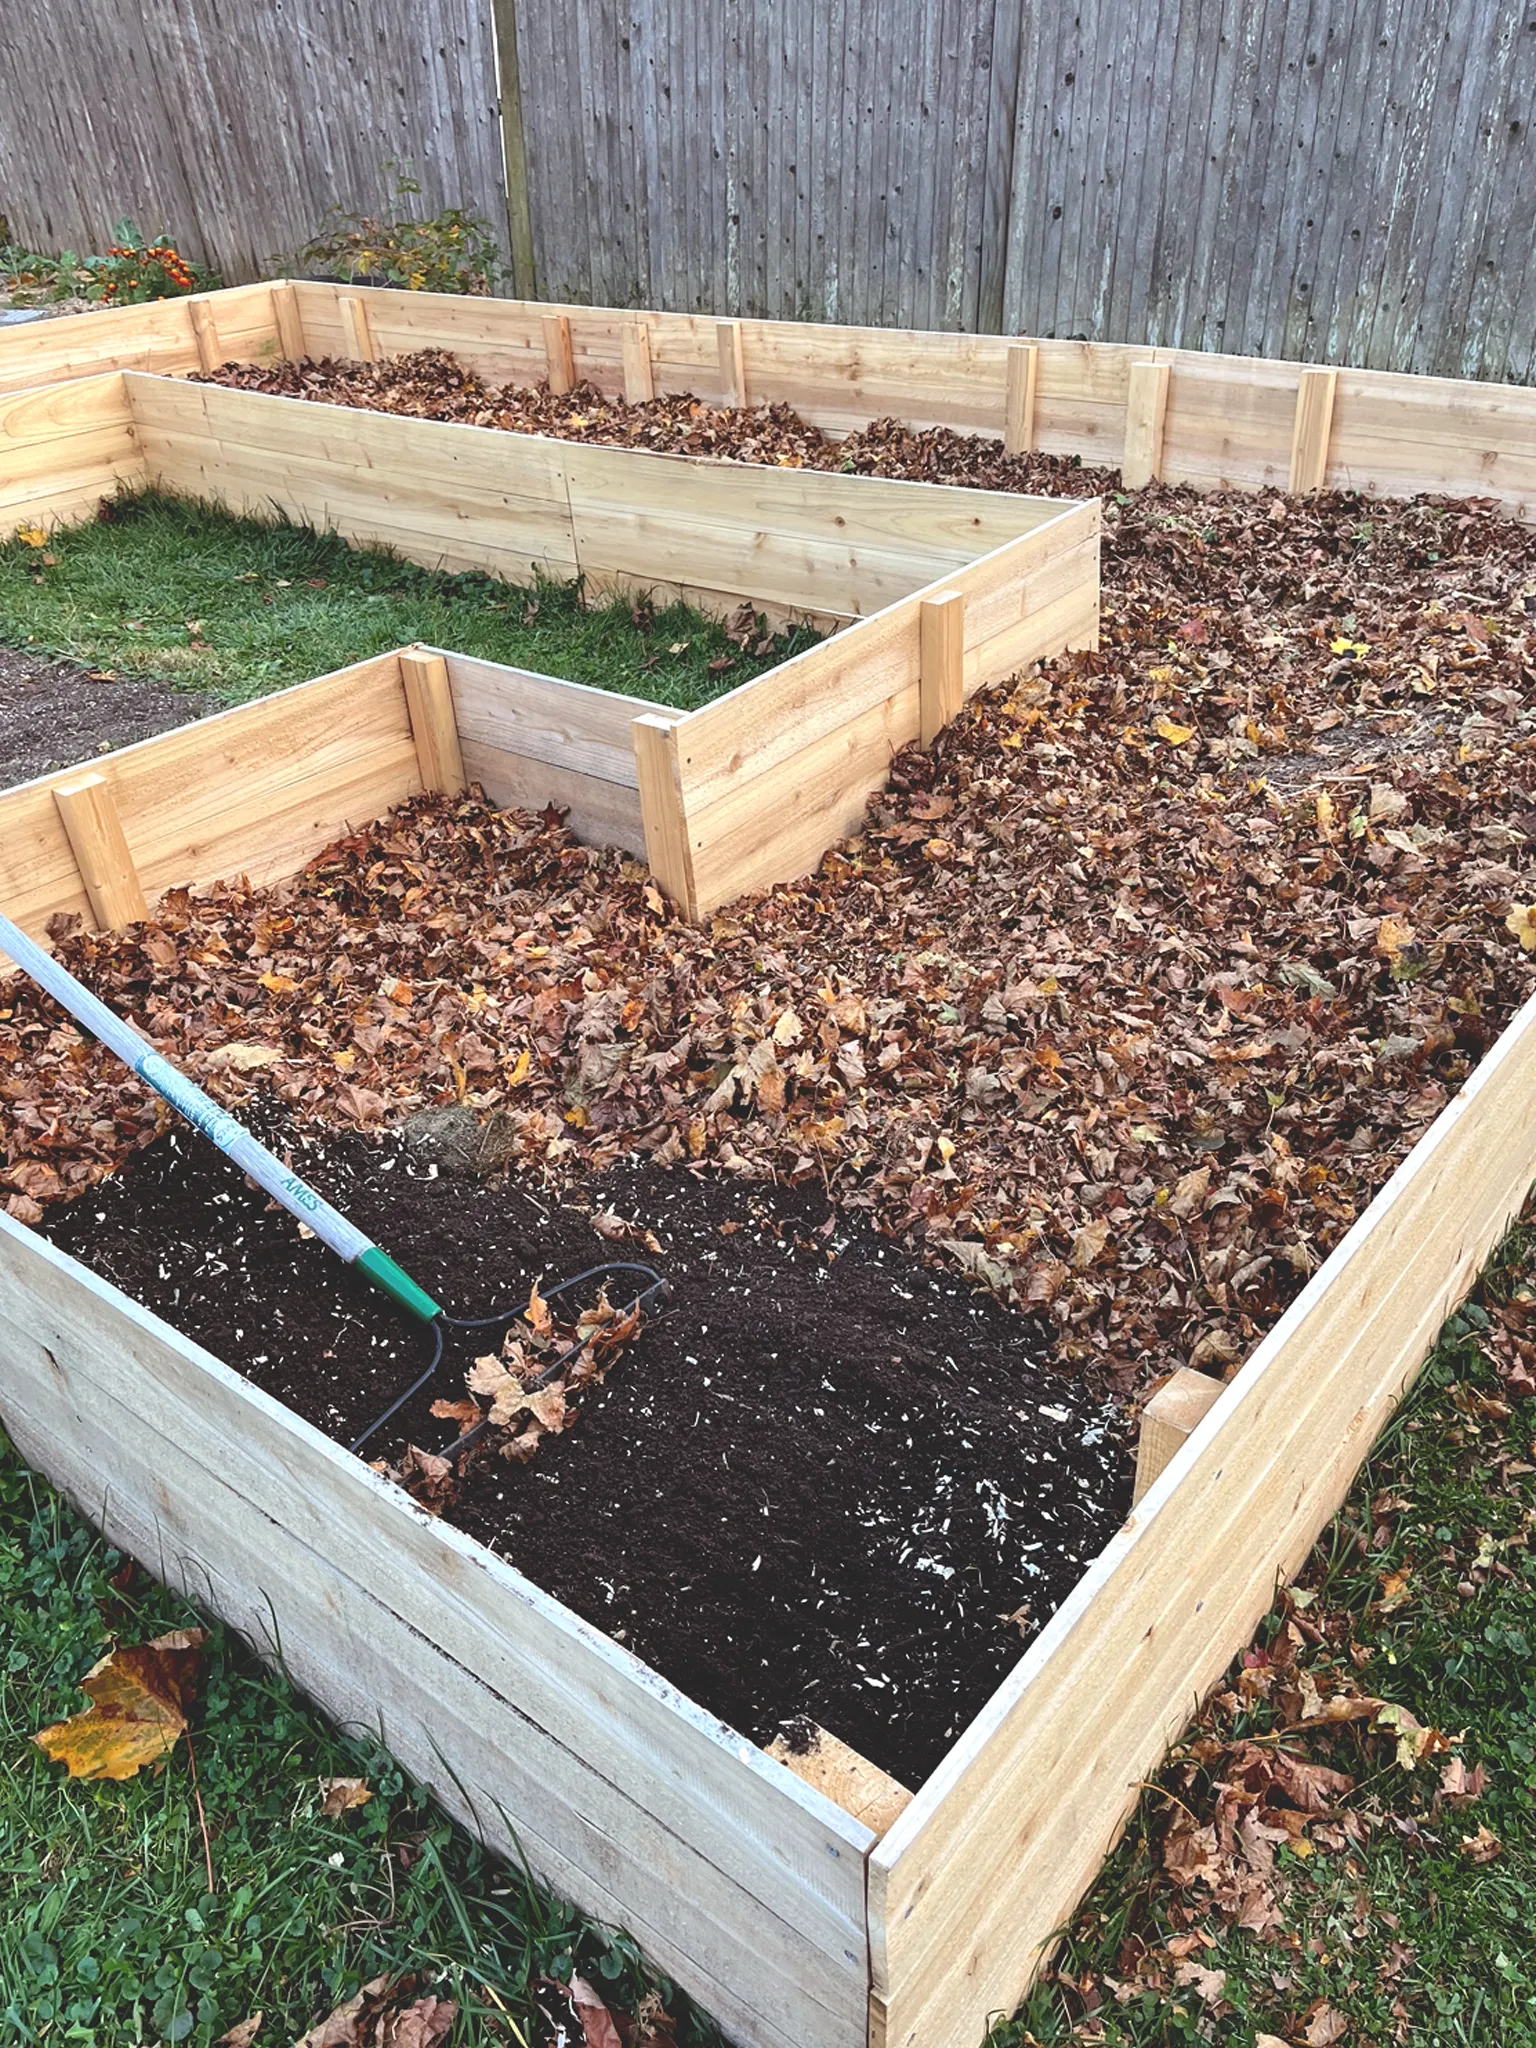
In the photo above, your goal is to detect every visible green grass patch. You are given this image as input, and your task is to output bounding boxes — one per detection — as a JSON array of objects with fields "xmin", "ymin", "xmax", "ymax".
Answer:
[
  {"xmin": 0, "ymin": 490, "xmax": 817, "ymax": 710},
  {"xmin": 0, "ymin": 1442, "xmax": 722, "ymax": 2045},
  {"xmin": 1003, "ymin": 1221, "xmax": 1536, "ymax": 2046}
]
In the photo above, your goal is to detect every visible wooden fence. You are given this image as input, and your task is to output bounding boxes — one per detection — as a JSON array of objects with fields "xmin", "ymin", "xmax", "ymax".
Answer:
[
  {"xmin": 3, "ymin": 1, "xmax": 1533, "ymax": 379},
  {"xmin": 0, "ymin": 0, "xmax": 511, "ymax": 280}
]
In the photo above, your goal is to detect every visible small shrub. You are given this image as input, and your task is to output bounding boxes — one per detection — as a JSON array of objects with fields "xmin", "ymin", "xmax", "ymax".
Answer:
[
  {"xmin": 296, "ymin": 161, "xmax": 499, "ymax": 295},
  {"xmin": 82, "ymin": 218, "xmax": 217, "ymax": 302}
]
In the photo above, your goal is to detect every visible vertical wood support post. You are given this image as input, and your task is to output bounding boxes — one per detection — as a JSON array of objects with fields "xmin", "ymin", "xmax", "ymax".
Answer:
[
  {"xmin": 622, "ymin": 317, "xmax": 656, "ymax": 403},
  {"xmin": 339, "ymin": 294, "xmax": 377, "ymax": 364},
  {"xmin": 271, "ymin": 281, "xmax": 306, "ymax": 363},
  {"xmin": 716, "ymin": 319, "xmax": 748, "ymax": 407},
  {"xmin": 1132, "ymin": 1367, "xmax": 1225, "ymax": 1505},
  {"xmin": 1122, "ymin": 360, "xmax": 1171, "ymax": 489},
  {"xmin": 188, "ymin": 298, "xmax": 221, "ymax": 373},
  {"xmin": 489, "ymin": 0, "xmax": 539, "ymax": 297},
  {"xmin": 1288, "ymin": 367, "xmax": 1339, "ymax": 494},
  {"xmin": 1004, "ymin": 341, "xmax": 1038, "ymax": 456},
  {"xmin": 400, "ymin": 649, "xmax": 466, "ymax": 797},
  {"xmin": 919, "ymin": 590, "xmax": 966, "ymax": 746},
  {"xmin": 632, "ymin": 713, "xmax": 695, "ymax": 916},
  {"xmin": 543, "ymin": 313, "xmax": 575, "ymax": 394},
  {"xmin": 53, "ymin": 775, "xmax": 148, "ymax": 931}
]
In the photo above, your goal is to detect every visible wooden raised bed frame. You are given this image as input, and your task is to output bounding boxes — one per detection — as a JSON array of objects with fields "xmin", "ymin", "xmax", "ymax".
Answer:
[
  {"xmin": 4, "ymin": 287, "xmax": 1536, "ymax": 2047},
  {"xmin": 0, "ymin": 366, "xmax": 1097, "ymax": 926},
  {"xmin": 6, "ymin": 277, "xmax": 1536, "ymax": 512}
]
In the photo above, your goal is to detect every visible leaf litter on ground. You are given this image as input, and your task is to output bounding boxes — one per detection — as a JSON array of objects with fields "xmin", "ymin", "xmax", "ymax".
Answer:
[{"xmin": 6, "ymin": 458, "xmax": 1536, "ymax": 1417}]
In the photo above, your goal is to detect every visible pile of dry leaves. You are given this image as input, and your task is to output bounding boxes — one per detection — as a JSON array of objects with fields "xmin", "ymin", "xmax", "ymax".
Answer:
[
  {"xmin": 196, "ymin": 347, "xmax": 1104, "ymax": 498},
  {"xmin": 6, "ymin": 436, "xmax": 1536, "ymax": 1400}
]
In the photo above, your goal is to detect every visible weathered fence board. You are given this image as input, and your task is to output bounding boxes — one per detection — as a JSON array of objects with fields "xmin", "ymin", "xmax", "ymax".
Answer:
[
  {"xmin": 0, "ymin": 0, "xmax": 510, "ymax": 280},
  {"xmin": 3, "ymin": 1, "xmax": 1533, "ymax": 378}
]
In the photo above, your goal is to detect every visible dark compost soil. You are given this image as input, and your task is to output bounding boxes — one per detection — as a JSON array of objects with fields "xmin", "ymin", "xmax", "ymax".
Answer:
[
  {"xmin": 42, "ymin": 1113, "xmax": 1127, "ymax": 1785},
  {"xmin": 0, "ymin": 641, "xmax": 203, "ymax": 788}
]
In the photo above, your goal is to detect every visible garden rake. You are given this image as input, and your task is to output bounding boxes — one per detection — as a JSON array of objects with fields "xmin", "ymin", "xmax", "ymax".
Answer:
[{"xmin": 0, "ymin": 910, "xmax": 666, "ymax": 1460}]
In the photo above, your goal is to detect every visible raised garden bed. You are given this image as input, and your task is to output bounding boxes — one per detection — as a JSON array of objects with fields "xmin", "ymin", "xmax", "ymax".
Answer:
[
  {"xmin": 0, "ymin": 368, "xmax": 1098, "ymax": 921},
  {"xmin": 5, "ymin": 289, "xmax": 1536, "ymax": 2048},
  {"xmin": 5, "ymin": 277, "xmax": 1536, "ymax": 512}
]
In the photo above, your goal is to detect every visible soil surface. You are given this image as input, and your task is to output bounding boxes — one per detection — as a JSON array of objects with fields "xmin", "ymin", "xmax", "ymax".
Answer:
[
  {"xmin": 0, "ymin": 642, "xmax": 203, "ymax": 788},
  {"xmin": 43, "ymin": 1111, "xmax": 1128, "ymax": 1785}
]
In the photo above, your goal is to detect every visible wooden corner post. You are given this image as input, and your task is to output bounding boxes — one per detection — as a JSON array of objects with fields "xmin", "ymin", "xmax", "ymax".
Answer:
[
  {"xmin": 188, "ymin": 298, "xmax": 221, "ymax": 373},
  {"xmin": 1288, "ymin": 367, "xmax": 1339, "ymax": 494},
  {"xmin": 53, "ymin": 775, "xmax": 147, "ymax": 931},
  {"xmin": 400, "ymin": 648, "xmax": 467, "ymax": 796},
  {"xmin": 270, "ymin": 281, "xmax": 306, "ymax": 362},
  {"xmin": 1132, "ymin": 1367, "xmax": 1225, "ymax": 1504},
  {"xmin": 919, "ymin": 590, "xmax": 966, "ymax": 745},
  {"xmin": 716, "ymin": 319, "xmax": 748, "ymax": 407},
  {"xmin": 1004, "ymin": 341, "xmax": 1038, "ymax": 456},
  {"xmin": 543, "ymin": 313, "xmax": 575, "ymax": 394},
  {"xmin": 1122, "ymin": 360, "xmax": 1171, "ymax": 489},
  {"xmin": 339, "ymin": 294, "xmax": 377, "ymax": 364},
  {"xmin": 631, "ymin": 714, "xmax": 696, "ymax": 916},
  {"xmin": 622, "ymin": 317, "xmax": 655, "ymax": 403}
]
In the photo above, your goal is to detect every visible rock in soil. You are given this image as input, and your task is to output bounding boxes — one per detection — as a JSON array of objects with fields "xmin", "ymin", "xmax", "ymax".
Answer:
[{"xmin": 43, "ymin": 1115, "xmax": 1130, "ymax": 1785}]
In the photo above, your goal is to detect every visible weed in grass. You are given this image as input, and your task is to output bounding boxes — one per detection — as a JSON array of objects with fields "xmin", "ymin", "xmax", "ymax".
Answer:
[
  {"xmin": 0, "ymin": 489, "xmax": 818, "ymax": 712},
  {"xmin": 0, "ymin": 1437, "xmax": 722, "ymax": 2045},
  {"xmin": 998, "ymin": 1220, "xmax": 1536, "ymax": 2046}
]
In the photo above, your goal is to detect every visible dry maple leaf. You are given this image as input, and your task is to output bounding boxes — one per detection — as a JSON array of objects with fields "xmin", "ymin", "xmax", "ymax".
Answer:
[
  {"xmin": 1439, "ymin": 1755, "xmax": 1487, "ymax": 1806},
  {"xmin": 1460, "ymin": 1822, "xmax": 1503, "ymax": 1863},
  {"xmin": 33, "ymin": 1627, "xmax": 206, "ymax": 1781},
  {"xmin": 319, "ymin": 1775, "xmax": 374, "ymax": 1816}
]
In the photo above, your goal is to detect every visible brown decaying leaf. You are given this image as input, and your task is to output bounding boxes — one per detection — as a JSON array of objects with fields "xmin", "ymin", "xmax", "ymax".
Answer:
[
  {"xmin": 215, "ymin": 2018, "xmax": 263, "ymax": 2048},
  {"xmin": 292, "ymin": 1975, "xmax": 455, "ymax": 2048},
  {"xmin": 33, "ymin": 1628, "xmax": 206, "ymax": 1781},
  {"xmin": 319, "ymin": 1774, "xmax": 373, "ymax": 1816}
]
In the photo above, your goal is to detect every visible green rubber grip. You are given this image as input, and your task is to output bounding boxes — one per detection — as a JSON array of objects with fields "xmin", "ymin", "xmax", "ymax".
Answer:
[{"xmin": 357, "ymin": 1246, "xmax": 443, "ymax": 1323}]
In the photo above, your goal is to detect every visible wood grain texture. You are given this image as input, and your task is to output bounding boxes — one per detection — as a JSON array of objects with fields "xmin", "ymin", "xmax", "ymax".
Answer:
[
  {"xmin": 338, "ymin": 295, "xmax": 376, "ymax": 365},
  {"xmin": 0, "ymin": 652, "xmax": 417, "ymax": 939},
  {"xmin": 270, "ymin": 281, "xmax": 305, "ymax": 362},
  {"xmin": 0, "ymin": 286, "xmax": 279, "ymax": 398},
  {"xmin": 0, "ymin": 0, "xmax": 511, "ymax": 283},
  {"xmin": 1288, "ymin": 367, "xmax": 1339, "ymax": 493},
  {"xmin": 1004, "ymin": 341, "xmax": 1038, "ymax": 455},
  {"xmin": 0, "ymin": 370, "xmax": 145, "ymax": 528},
  {"xmin": 919, "ymin": 592, "xmax": 965, "ymax": 746},
  {"xmin": 0, "ymin": 1218, "xmax": 875, "ymax": 2048},
  {"xmin": 543, "ymin": 312, "xmax": 575, "ymax": 394},
  {"xmin": 1121, "ymin": 359, "xmax": 1170, "ymax": 487},
  {"xmin": 187, "ymin": 297, "xmax": 221, "ymax": 372},
  {"xmin": 766, "ymin": 1727, "xmax": 914, "ymax": 1841},
  {"xmin": 399, "ymin": 648, "xmax": 466, "ymax": 796},
  {"xmin": 52, "ymin": 775, "xmax": 149, "ymax": 930},
  {"xmin": 1131, "ymin": 1368, "xmax": 1225, "ymax": 1506},
  {"xmin": 870, "ymin": 983, "xmax": 1536, "ymax": 2048},
  {"xmin": 440, "ymin": 647, "xmax": 675, "ymax": 854},
  {"xmin": 632, "ymin": 713, "xmax": 696, "ymax": 914}
]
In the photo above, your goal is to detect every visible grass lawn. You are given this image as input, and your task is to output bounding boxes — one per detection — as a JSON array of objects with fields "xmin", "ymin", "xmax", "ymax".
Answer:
[
  {"xmin": 1004, "ymin": 1220, "xmax": 1536, "ymax": 2047},
  {"xmin": 0, "ymin": 1434, "xmax": 723, "ymax": 2045},
  {"xmin": 0, "ymin": 490, "xmax": 818, "ymax": 710}
]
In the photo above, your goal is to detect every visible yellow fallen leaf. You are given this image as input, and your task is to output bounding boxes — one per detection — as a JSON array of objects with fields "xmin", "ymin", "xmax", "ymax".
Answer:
[
  {"xmin": 1506, "ymin": 904, "xmax": 1536, "ymax": 951},
  {"xmin": 1330, "ymin": 635, "xmax": 1370, "ymax": 656},
  {"xmin": 33, "ymin": 1629, "xmax": 206, "ymax": 1781},
  {"xmin": 506, "ymin": 1047, "xmax": 532, "ymax": 1086},
  {"xmin": 1375, "ymin": 916, "xmax": 1416, "ymax": 959},
  {"xmin": 15, "ymin": 524, "xmax": 47, "ymax": 548},
  {"xmin": 1155, "ymin": 716, "xmax": 1196, "ymax": 746}
]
